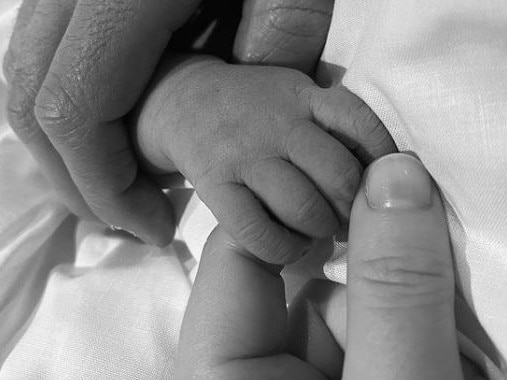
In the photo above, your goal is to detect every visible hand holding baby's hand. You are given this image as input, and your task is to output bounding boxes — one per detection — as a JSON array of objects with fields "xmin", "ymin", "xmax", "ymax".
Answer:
[
  {"xmin": 134, "ymin": 55, "xmax": 396, "ymax": 263},
  {"xmin": 176, "ymin": 155, "xmax": 466, "ymax": 380}
]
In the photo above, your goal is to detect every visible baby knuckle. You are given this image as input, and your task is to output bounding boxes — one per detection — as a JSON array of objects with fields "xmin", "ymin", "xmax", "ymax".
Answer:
[
  {"xmin": 295, "ymin": 192, "xmax": 323, "ymax": 225},
  {"xmin": 353, "ymin": 99, "xmax": 388, "ymax": 144},
  {"xmin": 236, "ymin": 222, "xmax": 276, "ymax": 260},
  {"xmin": 366, "ymin": 119, "xmax": 390, "ymax": 143},
  {"xmin": 365, "ymin": 126, "xmax": 397, "ymax": 161},
  {"xmin": 366, "ymin": 108, "xmax": 385, "ymax": 136},
  {"xmin": 235, "ymin": 217, "xmax": 271, "ymax": 249},
  {"xmin": 354, "ymin": 252, "xmax": 453, "ymax": 306},
  {"xmin": 359, "ymin": 112, "xmax": 383, "ymax": 142},
  {"xmin": 234, "ymin": 219, "xmax": 294, "ymax": 264},
  {"xmin": 330, "ymin": 162, "xmax": 362, "ymax": 201}
]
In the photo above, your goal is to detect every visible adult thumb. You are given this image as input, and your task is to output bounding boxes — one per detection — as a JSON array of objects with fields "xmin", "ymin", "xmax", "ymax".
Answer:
[{"xmin": 343, "ymin": 153, "xmax": 463, "ymax": 380}]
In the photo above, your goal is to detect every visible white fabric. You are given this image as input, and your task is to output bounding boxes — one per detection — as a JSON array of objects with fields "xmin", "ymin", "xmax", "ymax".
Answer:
[
  {"xmin": 0, "ymin": 0, "xmax": 506, "ymax": 378},
  {"xmin": 0, "ymin": 2, "xmax": 192, "ymax": 377},
  {"xmin": 320, "ymin": 1, "xmax": 507, "ymax": 376}
]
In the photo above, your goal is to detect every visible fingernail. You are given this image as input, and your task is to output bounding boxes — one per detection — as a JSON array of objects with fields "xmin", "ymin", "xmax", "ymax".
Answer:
[
  {"xmin": 365, "ymin": 153, "xmax": 433, "ymax": 210},
  {"xmin": 110, "ymin": 225, "xmax": 140, "ymax": 238}
]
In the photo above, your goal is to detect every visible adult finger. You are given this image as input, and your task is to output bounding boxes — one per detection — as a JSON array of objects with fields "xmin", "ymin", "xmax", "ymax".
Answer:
[
  {"xmin": 245, "ymin": 156, "xmax": 340, "ymax": 238},
  {"xmin": 196, "ymin": 178, "xmax": 311, "ymax": 265},
  {"xmin": 302, "ymin": 85, "xmax": 398, "ymax": 165},
  {"xmin": 3, "ymin": 0, "xmax": 40, "ymax": 83},
  {"xmin": 234, "ymin": 0, "xmax": 334, "ymax": 74},
  {"xmin": 5, "ymin": 0, "xmax": 94, "ymax": 219},
  {"xmin": 176, "ymin": 227, "xmax": 326, "ymax": 380},
  {"xmin": 34, "ymin": 0, "xmax": 202, "ymax": 245},
  {"xmin": 343, "ymin": 153, "xmax": 463, "ymax": 380}
]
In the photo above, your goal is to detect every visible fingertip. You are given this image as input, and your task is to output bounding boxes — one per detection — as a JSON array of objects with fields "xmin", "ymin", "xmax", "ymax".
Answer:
[
  {"xmin": 347, "ymin": 154, "xmax": 455, "ymax": 307},
  {"xmin": 307, "ymin": 85, "xmax": 397, "ymax": 165},
  {"xmin": 365, "ymin": 153, "xmax": 434, "ymax": 210},
  {"xmin": 350, "ymin": 153, "xmax": 452, "ymax": 275},
  {"xmin": 140, "ymin": 195, "xmax": 176, "ymax": 247},
  {"xmin": 344, "ymin": 153, "xmax": 461, "ymax": 380},
  {"xmin": 90, "ymin": 178, "xmax": 177, "ymax": 248}
]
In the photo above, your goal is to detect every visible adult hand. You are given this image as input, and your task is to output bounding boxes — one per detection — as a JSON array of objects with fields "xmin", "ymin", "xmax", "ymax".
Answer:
[
  {"xmin": 3, "ymin": 0, "xmax": 203, "ymax": 245},
  {"xmin": 175, "ymin": 153, "xmax": 470, "ymax": 379}
]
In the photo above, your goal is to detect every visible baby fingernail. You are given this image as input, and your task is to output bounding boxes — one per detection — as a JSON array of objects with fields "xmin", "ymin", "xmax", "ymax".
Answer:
[{"xmin": 365, "ymin": 153, "xmax": 433, "ymax": 210}]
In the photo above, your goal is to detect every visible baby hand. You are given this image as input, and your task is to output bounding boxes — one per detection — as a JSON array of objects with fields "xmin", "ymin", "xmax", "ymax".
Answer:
[{"xmin": 134, "ymin": 55, "xmax": 396, "ymax": 264}]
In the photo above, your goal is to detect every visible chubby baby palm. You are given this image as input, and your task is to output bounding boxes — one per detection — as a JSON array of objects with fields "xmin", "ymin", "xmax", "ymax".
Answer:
[{"xmin": 135, "ymin": 55, "xmax": 396, "ymax": 264}]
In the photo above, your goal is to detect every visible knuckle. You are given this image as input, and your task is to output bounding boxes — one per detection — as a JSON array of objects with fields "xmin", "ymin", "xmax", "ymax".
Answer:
[
  {"xmin": 353, "ymin": 99, "xmax": 392, "ymax": 148},
  {"xmin": 234, "ymin": 218, "xmax": 294, "ymax": 264},
  {"xmin": 235, "ymin": 217, "xmax": 271, "ymax": 250},
  {"xmin": 357, "ymin": 107, "xmax": 386, "ymax": 142},
  {"xmin": 354, "ymin": 252, "xmax": 454, "ymax": 306},
  {"xmin": 295, "ymin": 191, "xmax": 324, "ymax": 225},
  {"xmin": 329, "ymin": 161, "xmax": 362, "ymax": 201},
  {"xmin": 340, "ymin": 88, "xmax": 396, "ymax": 162},
  {"xmin": 34, "ymin": 73, "xmax": 88, "ymax": 146},
  {"xmin": 351, "ymin": 96, "xmax": 377, "ymax": 132},
  {"xmin": 284, "ymin": 119, "xmax": 310, "ymax": 158}
]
